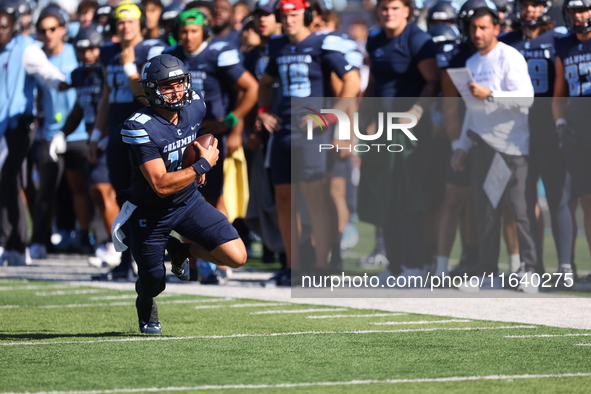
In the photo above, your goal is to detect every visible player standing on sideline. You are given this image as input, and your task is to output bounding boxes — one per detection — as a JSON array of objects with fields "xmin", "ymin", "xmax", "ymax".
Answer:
[
  {"xmin": 60, "ymin": 24, "xmax": 121, "ymax": 267},
  {"xmin": 212, "ymin": 0, "xmax": 242, "ymax": 47},
  {"xmin": 358, "ymin": 0, "xmax": 439, "ymax": 281},
  {"xmin": 553, "ymin": 0, "xmax": 591, "ymax": 289},
  {"xmin": 258, "ymin": 0, "xmax": 360, "ymax": 285},
  {"xmin": 120, "ymin": 54, "xmax": 246, "ymax": 334},
  {"xmin": 29, "ymin": 5, "xmax": 94, "ymax": 259},
  {"xmin": 451, "ymin": 6, "xmax": 540, "ymax": 292},
  {"xmin": 243, "ymin": 0, "xmax": 286, "ymax": 267},
  {"xmin": 500, "ymin": 0, "xmax": 574, "ymax": 281},
  {"xmin": 0, "ymin": 1, "xmax": 66, "ymax": 266},
  {"xmin": 88, "ymin": 1, "xmax": 166, "ymax": 280}
]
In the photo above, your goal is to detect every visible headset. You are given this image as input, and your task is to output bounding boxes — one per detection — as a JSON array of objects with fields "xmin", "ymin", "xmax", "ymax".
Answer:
[
  {"xmin": 274, "ymin": 0, "xmax": 314, "ymax": 27},
  {"xmin": 173, "ymin": 8, "xmax": 212, "ymax": 43},
  {"xmin": 109, "ymin": 2, "xmax": 146, "ymax": 36}
]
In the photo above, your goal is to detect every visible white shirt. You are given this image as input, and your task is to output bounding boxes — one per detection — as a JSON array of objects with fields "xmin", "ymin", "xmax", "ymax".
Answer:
[
  {"xmin": 22, "ymin": 44, "xmax": 66, "ymax": 90},
  {"xmin": 452, "ymin": 41, "xmax": 534, "ymax": 155}
]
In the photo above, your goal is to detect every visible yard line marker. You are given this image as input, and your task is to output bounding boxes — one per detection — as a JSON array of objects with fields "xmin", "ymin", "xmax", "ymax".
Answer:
[
  {"xmin": 36, "ymin": 290, "xmax": 106, "ymax": 296},
  {"xmin": 371, "ymin": 319, "xmax": 471, "ymax": 325},
  {"xmin": 195, "ymin": 303, "xmax": 288, "ymax": 309},
  {"xmin": 36, "ymin": 298, "xmax": 232, "ymax": 309},
  {"xmin": 0, "ymin": 325, "xmax": 537, "ymax": 346},
  {"xmin": 574, "ymin": 343, "xmax": 591, "ymax": 346},
  {"xmin": 307, "ymin": 313, "xmax": 408, "ymax": 319},
  {"xmin": 505, "ymin": 333, "xmax": 591, "ymax": 338},
  {"xmin": 3, "ymin": 372, "xmax": 590, "ymax": 393},
  {"xmin": 250, "ymin": 308, "xmax": 348, "ymax": 315},
  {"xmin": 0, "ymin": 305, "xmax": 19, "ymax": 309}
]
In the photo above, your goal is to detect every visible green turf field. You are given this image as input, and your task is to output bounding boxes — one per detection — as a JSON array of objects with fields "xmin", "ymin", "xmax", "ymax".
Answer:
[{"xmin": 1, "ymin": 279, "xmax": 591, "ymax": 393}]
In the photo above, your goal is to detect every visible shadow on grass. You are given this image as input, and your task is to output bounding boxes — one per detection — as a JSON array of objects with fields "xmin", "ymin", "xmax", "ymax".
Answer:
[{"xmin": 0, "ymin": 331, "xmax": 131, "ymax": 341}]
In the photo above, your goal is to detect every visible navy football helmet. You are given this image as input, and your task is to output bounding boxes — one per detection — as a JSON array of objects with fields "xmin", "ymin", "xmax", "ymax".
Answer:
[
  {"xmin": 429, "ymin": 23, "xmax": 462, "ymax": 44},
  {"xmin": 427, "ymin": 1, "xmax": 460, "ymax": 30},
  {"xmin": 458, "ymin": 0, "xmax": 500, "ymax": 36},
  {"xmin": 515, "ymin": 0, "xmax": 552, "ymax": 28},
  {"xmin": 563, "ymin": 0, "xmax": 591, "ymax": 34},
  {"xmin": 140, "ymin": 54, "xmax": 193, "ymax": 111}
]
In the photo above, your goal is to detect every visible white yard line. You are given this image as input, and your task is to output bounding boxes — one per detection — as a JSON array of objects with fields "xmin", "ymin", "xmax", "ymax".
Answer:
[
  {"xmin": 0, "ymin": 285, "xmax": 76, "ymax": 291},
  {"xmin": 0, "ymin": 305, "xmax": 19, "ymax": 309},
  {"xmin": 307, "ymin": 313, "xmax": 408, "ymax": 319},
  {"xmin": 36, "ymin": 290, "xmax": 106, "ymax": 296},
  {"xmin": 505, "ymin": 333, "xmax": 591, "ymax": 338},
  {"xmin": 35, "ymin": 298, "xmax": 233, "ymax": 309},
  {"xmin": 250, "ymin": 308, "xmax": 348, "ymax": 315},
  {"xmin": 194, "ymin": 303, "xmax": 288, "ymax": 309},
  {"xmin": 2, "ymin": 372, "xmax": 590, "ymax": 394},
  {"xmin": 574, "ymin": 343, "xmax": 591, "ymax": 346},
  {"xmin": 0, "ymin": 325, "xmax": 537, "ymax": 346},
  {"xmin": 370, "ymin": 319, "xmax": 471, "ymax": 325}
]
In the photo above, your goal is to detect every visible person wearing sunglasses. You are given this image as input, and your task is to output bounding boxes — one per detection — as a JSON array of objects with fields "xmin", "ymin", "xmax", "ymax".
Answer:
[
  {"xmin": 0, "ymin": 1, "xmax": 66, "ymax": 266},
  {"xmin": 28, "ymin": 4, "xmax": 95, "ymax": 261}
]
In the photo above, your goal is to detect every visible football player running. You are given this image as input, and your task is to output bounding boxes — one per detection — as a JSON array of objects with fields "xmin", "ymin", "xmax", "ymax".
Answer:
[{"xmin": 120, "ymin": 54, "xmax": 246, "ymax": 334}]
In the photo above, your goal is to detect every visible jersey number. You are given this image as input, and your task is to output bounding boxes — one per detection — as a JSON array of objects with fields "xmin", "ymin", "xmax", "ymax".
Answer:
[
  {"xmin": 528, "ymin": 59, "xmax": 548, "ymax": 95},
  {"xmin": 166, "ymin": 147, "xmax": 187, "ymax": 172},
  {"xmin": 565, "ymin": 61, "xmax": 591, "ymax": 97},
  {"xmin": 279, "ymin": 63, "xmax": 311, "ymax": 97},
  {"xmin": 107, "ymin": 71, "xmax": 133, "ymax": 103}
]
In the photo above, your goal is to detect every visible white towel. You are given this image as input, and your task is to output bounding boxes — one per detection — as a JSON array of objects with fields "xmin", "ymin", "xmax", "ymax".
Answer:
[{"xmin": 111, "ymin": 201, "xmax": 137, "ymax": 252}]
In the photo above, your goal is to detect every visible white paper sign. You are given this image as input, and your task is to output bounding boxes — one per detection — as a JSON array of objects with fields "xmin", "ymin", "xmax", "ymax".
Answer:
[
  {"xmin": 0, "ymin": 136, "xmax": 7, "ymax": 172},
  {"xmin": 446, "ymin": 67, "xmax": 475, "ymax": 98},
  {"xmin": 483, "ymin": 152, "xmax": 511, "ymax": 209}
]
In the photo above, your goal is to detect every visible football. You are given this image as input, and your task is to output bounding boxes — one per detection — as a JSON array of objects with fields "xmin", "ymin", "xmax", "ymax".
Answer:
[{"xmin": 181, "ymin": 133, "xmax": 215, "ymax": 168}]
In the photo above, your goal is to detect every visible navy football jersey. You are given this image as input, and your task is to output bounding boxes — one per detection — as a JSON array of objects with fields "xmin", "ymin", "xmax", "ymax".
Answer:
[
  {"xmin": 367, "ymin": 23, "xmax": 437, "ymax": 97},
  {"xmin": 122, "ymin": 92, "xmax": 207, "ymax": 207},
  {"xmin": 244, "ymin": 44, "xmax": 281, "ymax": 115},
  {"xmin": 164, "ymin": 41, "xmax": 245, "ymax": 121},
  {"xmin": 500, "ymin": 29, "xmax": 564, "ymax": 97},
  {"xmin": 211, "ymin": 29, "xmax": 242, "ymax": 49},
  {"xmin": 555, "ymin": 33, "xmax": 591, "ymax": 132},
  {"xmin": 264, "ymin": 32, "xmax": 355, "ymax": 128},
  {"xmin": 100, "ymin": 39, "xmax": 166, "ymax": 126},
  {"xmin": 70, "ymin": 66, "xmax": 104, "ymax": 131}
]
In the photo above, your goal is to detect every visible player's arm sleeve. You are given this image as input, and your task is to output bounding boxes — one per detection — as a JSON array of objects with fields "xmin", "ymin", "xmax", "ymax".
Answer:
[
  {"xmin": 493, "ymin": 49, "xmax": 534, "ymax": 109},
  {"xmin": 218, "ymin": 48, "xmax": 247, "ymax": 82},
  {"xmin": 121, "ymin": 123, "xmax": 161, "ymax": 165},
  {"xmin": 321, "ymin": 35, "xmax": 357, "ymax": 79},
  {"xmin": 22, "ymin": 44, "xmax": 66, "ymax": 90},
  {"xmin": 409, "ymin": 32, "xmax": 437, "ymax": 64}
]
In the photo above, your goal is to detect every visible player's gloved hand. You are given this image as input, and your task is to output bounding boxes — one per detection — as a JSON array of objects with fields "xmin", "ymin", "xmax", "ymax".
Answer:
[
  {"xmin": 49, "ymin": 131, "xmax": 67, "ymax": 162},
  {"xmin": 556, "ymin": 118, "xmax": 575, "ymax": 149}
]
